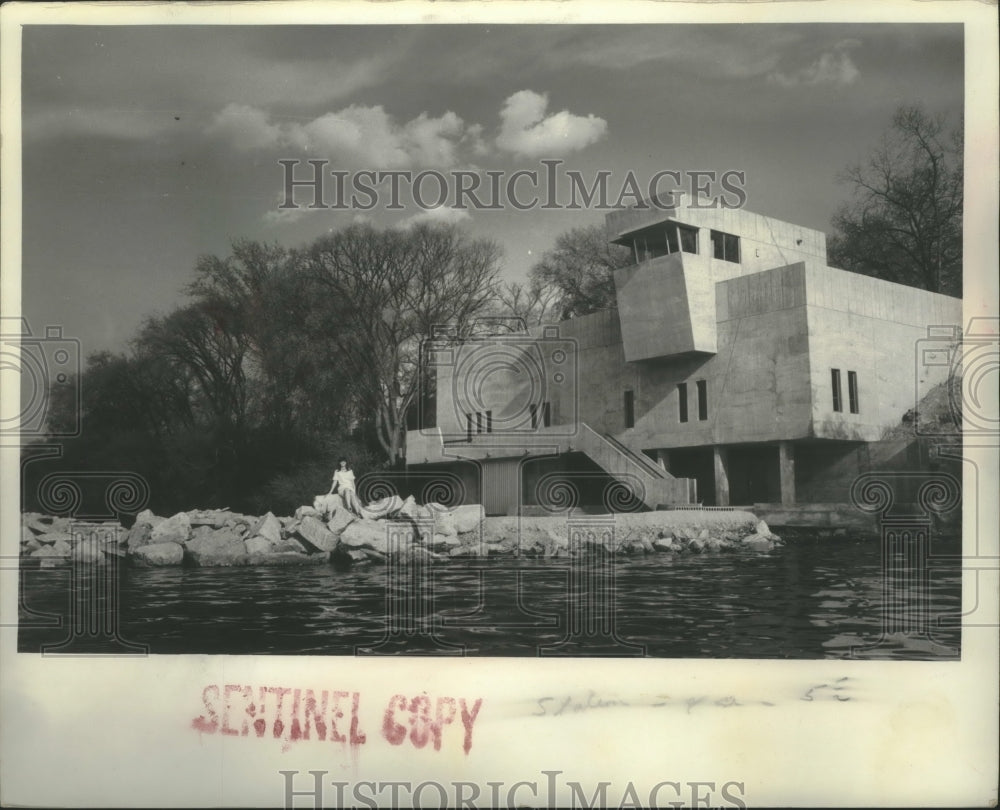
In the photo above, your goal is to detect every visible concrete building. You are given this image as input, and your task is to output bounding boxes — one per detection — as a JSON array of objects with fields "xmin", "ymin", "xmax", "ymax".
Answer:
[{"xmin": 405, "ymin": 195, "xmax": 962, "ymax": 515}]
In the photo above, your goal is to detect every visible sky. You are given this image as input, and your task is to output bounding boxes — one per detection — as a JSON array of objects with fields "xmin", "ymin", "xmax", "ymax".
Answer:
[{"xmin": 19, "ymin": 23, "xmax": 964, "ymax": 361}]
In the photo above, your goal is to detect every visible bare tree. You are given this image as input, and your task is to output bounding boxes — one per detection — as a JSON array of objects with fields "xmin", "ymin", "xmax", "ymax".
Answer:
[
  {"xmin": 487, "ymin": 280, "xmax": 559, "ymax": 331},
  {"xmin": 828, "ymin": 105, "xmax": 963, "ymax": 297},
  {"xmin": 305, "ymin": 223, "xmax": 503, "ymax": 464},
  {"xmin": 528, "ymin": 223, "xmax": 634, "ymax": 320}
]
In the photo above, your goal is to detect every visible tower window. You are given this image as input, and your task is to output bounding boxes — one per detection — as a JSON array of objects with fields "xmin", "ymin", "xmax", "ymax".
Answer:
[
  {"xmin": 848, "ymin": 371, "xmax": 859, "ymax": 414},
  {"xmin": 678, "ymin": 383, "xmax": 688, "ymax": 423},
  {"xmin": 710, "ymin": 230, "xmax": 741, "ymax": 262},
  {"xmin": 831, "ymin": 369, "xmax": 843, "ymax": 412},
  {"xmin": 696, "ymin": 380, "xmax": 708, "ymax": 421},
  {"xmin": 624, "ymin": 390, "xmax": 635, "ymax": 429}
]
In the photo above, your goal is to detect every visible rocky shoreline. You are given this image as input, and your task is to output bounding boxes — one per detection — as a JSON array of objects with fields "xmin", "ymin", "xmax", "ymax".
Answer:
[{"xmin": 20, "ymin": 494, "xmax": 784, "ymax": 569}]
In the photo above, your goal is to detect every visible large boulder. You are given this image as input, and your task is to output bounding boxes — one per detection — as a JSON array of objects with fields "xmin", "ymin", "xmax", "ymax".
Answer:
[
  {"xmin": 339, "ymin": 519, "xmax": 414, "ymax": 554},
  {"xmin": 31, "ymin": 544, "xmax": 66, "ymax": 559},
  {"xmin": 742, "ymin": 534, "xmax": 775, "ymax": 553},
  {"xmin": 51, "ymin": 538, "xmax": 72, "ymax": 556},
  {"xmin": 451, "ymin": 504, "xmax": 485, "ymax": 534},
  {"xmin": 21, "ymin": 533, "xmax": 42, "ymax": 554},
  {"xmin": 125, "ymin": 521, "xmax": 154, "ymax": 549},
  {"xmin": 244, "ymin": 535, "xmax": 275, "ymax": 556},
  {"xmin": 360, "ymin": 495, "xmax": 404, "ymax": 521},
  {"xmin": 294, "ymin": 504, "xmax": 321, "ymax": 521},
  {"xmin": 35, "ymin": 531, "xmax": 72, "ymax": 547},
  {"xmin": 294, "ymin": 516, "xmax": 338, "ymax": 553},
  {"xmin": 186, "ymin": 527, "xmax": 244, "ymax": 553},
  {"xmin": 130, "ymin": 542, "xmax": 185, "ymax": 566},
  {"xmin": 30, "ymin": 546, "xmax": 67, "ymax": 568},
  {"xmin": 187, "ymin": 509, "xmax": 232, "ymax": 528},
  {"xmin": 184, "ymin": 527, "xmax": 247, "ymax": 567},
  {"xmin": 151, "ymin": 512, "xmax": 192, "ymax": 545},
  {"xmin": 133, "ymin": 509, "xmax": 164, "ymax": 529},
  {"xmin": 185, "ymin": 527, "xmax": 247, "ymax": 566},
  {"xmin": 23, "ymin": 514, "xmax": 52, "ymax": 535},
  {"xmin": 248, "ymin": 512, "xmax": 282, "ymax": 547},
  {"xmin": 427, "ymin": 506, "xmax": 457, "ymax": 538},
  {"xmin": 326, "ymin": 508, "xmax": 356, "ymax": 538},
  {"xmin": 397, "ymin": 496, "xmax": 420, "ymax": 522}
]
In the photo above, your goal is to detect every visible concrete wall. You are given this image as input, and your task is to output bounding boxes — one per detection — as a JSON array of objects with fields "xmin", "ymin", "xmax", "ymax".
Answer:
[
  {"xmin": 613, "ymin": 252, "xmax": 717, "ymax": 361},
  {"xmin": 802, "ymin": 265, "xmax": 962, "ymax": 441},
  {"xmin": 580, "ymin": 264, "xmax": 815, "ymax": 449}
]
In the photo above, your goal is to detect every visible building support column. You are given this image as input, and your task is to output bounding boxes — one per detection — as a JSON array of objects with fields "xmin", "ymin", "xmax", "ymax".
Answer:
[
  {"xmin": 779, "ymin": 441, "xmax": 796, "ymax": 506},
  {"xmin": 713, "ymin": 446, "xmax": 730, "ymax": 507}
]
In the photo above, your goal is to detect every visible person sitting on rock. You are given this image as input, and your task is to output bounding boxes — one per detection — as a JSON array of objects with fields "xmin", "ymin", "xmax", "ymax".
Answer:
[{"xmin": 330, "ymin": 459, "xmax": 362, "ymax": 517}]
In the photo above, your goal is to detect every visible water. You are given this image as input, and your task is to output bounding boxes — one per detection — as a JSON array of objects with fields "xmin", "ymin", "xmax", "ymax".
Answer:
[{"xmin": 17, "ymin": 536, "xmax": 962, "ymax": 658}]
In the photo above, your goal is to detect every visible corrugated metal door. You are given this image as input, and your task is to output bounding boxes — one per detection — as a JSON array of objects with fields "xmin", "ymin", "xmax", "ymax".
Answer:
[{"xmin": 481, "ymin": 458, "xmax": 521, "ymax": 516}]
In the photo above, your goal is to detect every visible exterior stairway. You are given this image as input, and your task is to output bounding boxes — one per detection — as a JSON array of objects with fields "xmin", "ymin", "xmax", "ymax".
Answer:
[{"xmin": 573, "ymin": 423, "xmax": 695, "ymax": 509}]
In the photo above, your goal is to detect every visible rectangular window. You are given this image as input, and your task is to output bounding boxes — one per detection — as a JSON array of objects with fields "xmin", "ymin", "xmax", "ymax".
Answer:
[
  {"xmin": 476, "ymin": 411, "xmax": 483, "ymax": 434},
  {"xmin": 696, "ymin": 380, "xmax": 708, "ymax": 421},
  {"xmin": 624, "ymin": 390, "xmax": 635, "ymax": 429},
  {"xmin": 848, "ymin": 371, "xmax": 859, "ymax": 414},
  {"xmin": 530, "ymin": 403, "xmax": 538, "ymax": 429},
  {"xmin": 710, "ymin": 230, "xmax": 741, "ymax": 262},
  {"xmin": 678, "ymin": 383, "xmax": 688, "ymax": 423},
  {"xmin": 664, "ymin": 223, "xmax": 699, "ymax": 255},
  {"xmin": 486, "ymin": 409, "xmax": 493, "ymax": 433},
  {"xmin": 831, "ymin": 369, "xmax": 843, "ymax": 412},
  {"xmin": 542, "ymin": 401, "xmax": 552, "ymax": 428},
  {"xmin": 465, "ymin": 413, "xmax": 472, "ymax": 441},
  {"xmin": 678, "ymin": 224, "xmax": 698, "ymax": 254}
]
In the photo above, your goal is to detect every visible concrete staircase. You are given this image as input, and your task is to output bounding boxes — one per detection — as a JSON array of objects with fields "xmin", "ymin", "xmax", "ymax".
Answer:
[{"xmin": 573, "ymin": 423, "xmax": 695, "ymax": 509}]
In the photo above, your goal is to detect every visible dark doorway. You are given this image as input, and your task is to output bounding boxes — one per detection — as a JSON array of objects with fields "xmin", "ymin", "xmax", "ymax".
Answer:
[
  {"xmin": 667, "ymin": 447, "xmax": 715, "ymax": 505},
  {"xmin": 727, "ymin": 444, "xmax": 780, "ymax": 505}
]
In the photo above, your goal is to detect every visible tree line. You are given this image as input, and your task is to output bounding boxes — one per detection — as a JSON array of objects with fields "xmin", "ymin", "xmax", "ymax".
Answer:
[{"xmin": 28, "ymin": 225, "xmax": 504, "ymax": 516}]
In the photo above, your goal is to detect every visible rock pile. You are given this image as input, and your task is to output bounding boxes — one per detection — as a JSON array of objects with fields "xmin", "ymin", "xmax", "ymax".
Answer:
[{"xmin": 20, "ymin": 500, "xmax": 782, "ymax": 569}]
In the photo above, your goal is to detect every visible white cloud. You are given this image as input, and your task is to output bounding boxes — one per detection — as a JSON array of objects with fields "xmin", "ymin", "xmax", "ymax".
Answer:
[
  {"xmin": 208, "ymin": 103, "xmax": 477, "ymax": 169},
  {"xmin": 395, "ymin": 206, "xmax": 471, "ymax": 230},
  {"xmin": 207, "ymin": 103, "xmax": 284, "ymax": 150},
  {"xmin": 495, "ymin": 90, "xmax": 608, "ymax": 158},
  {"xmin": 768, "ymin": 40, "xmax": 862, "ymax": 87}
]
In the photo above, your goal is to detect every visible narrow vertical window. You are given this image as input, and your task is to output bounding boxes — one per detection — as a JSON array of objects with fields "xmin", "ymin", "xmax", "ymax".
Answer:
[
  {"xmin": 542, "ymin": 401, "xmax": 552, "ymax": 428},
  {"xmin": 465, "ymin": 413, "xmax": 472, "ymax": 442},
  {"xmin": 530, "ymin": 403, "xmax": 538, "ymax": 429},
  {"xmin": 486, "ymin": 409, "xmax": 493, "ymax": 433},
  {"xmin": 696, "ymin": 380, "xmax": 708, "ymax": 421},
  {"xmin": 476, "ymin": 411, "xmax": 483, "ymax": 434},
  {"xmin": 831, "ymin": 369, "xmax": 843, "ymax": 412},
  {"xmin": 678, "ymin": 382, "xmax": 688, "ymax": 423},
  {"xmin": 624, "ymin": 390, "xmax": 635, "ymax": 429},
  {"xmin": 848, "ymin": 371, "xmax": 859, "ymax": 414}
]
